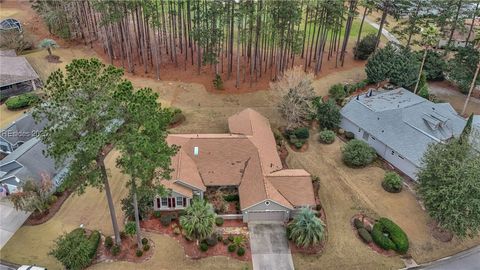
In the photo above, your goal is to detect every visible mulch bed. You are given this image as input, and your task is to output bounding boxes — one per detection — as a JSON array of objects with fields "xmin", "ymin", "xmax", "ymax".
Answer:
[
  {"xmin": 428, "ymin": 220, "xmax": 453, "ymax": 242},
  {"xmin": 46, "ymin": 54, "xmax": 61, "ymax": 63},
  {"xmin": 24, "ymin": 189, "xmax": 73, "ymax": 226},
  {"xmin": 141, "ymin": 218, "xmax": 251, "ymax": 261},
  {"xmin": 350, "ymin": 214, "xmax": 396, "ymax": 257},
  {"xmin": 94, "ymin": 235, "xmax": 154, "ymax": 264}
]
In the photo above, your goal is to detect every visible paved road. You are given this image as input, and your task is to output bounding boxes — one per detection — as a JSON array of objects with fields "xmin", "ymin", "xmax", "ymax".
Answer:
[
  {"xmin": 364, "ymin": 17, "xmax": 401, "ymax": 45},
  {"xmin": 416, "ymin": 245, "xmax": 480, "ymax": 270},
  {"xmin": 248, "ymin": 222, "xmax": 294, "ymax": 270}
]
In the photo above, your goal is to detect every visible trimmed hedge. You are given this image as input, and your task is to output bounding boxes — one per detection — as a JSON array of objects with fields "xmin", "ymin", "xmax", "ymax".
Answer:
[
  {"xmin": 382, "ymin": 172, "xmax": 403, "ymax": 193},
  {"xmin": 372, "ymin": 218, "xmax": 409, "ymax": 254},
  {"xmin": 353, "ymin": 218, "xmax": 364, "ymax": 229},
  {"xmin": 358, "ymin": 228, "xmax": 372, "ymax": 244},
  {"xmin": 5, "ymin": 93, "xmax": 40, "ymax": 110},
  {"xmin": 199, "ymin": 242, "xmax": 209, "ymax": 252},
  {"xmin": 87, "ymin": 230, "xmax": 101, "ymax": 260}
]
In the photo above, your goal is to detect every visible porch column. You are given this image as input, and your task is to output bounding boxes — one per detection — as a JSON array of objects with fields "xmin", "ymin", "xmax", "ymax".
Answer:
[{"xmin": 31, "ymin": 80, "xmax": 37, "ymax": 91}]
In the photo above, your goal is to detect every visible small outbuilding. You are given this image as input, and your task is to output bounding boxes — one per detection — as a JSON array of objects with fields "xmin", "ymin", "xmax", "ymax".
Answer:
[{"xmin": 0, "ymin": 51, "xmax": 40, "ymax": 99}]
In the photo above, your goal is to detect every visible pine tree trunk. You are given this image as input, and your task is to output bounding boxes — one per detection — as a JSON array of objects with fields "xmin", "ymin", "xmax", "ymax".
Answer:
[
  {"xmin": 414, "ymin": 48, "xmax": 428, "ymax": 94},
  {"xmin": 447, "ymin": 0, "xmax": 463, "ymax": 49},
  {"xmin": 466, "ymin": 1, "xmax": 479, "ymax": 45},
  {"xmin": 462, "ymin": 61, "xmax": 480, "ymax": 115},
  {"xmin": 131, "ymin": 180, "xmax": 143, "ymax": 250},
  {"xmin": 354, "ymin": 6, "xmax": 368, "ymax": 59},
  {"xmin": 375, "ymin": 9, "xmax": 388, "ymax": 50}
]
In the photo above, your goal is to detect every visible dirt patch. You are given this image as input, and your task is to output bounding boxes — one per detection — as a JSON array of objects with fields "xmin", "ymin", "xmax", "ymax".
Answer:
[
  {"xmin": 428, "ymin": 221, "xmax": 454, "ymax": 243},
  {"xmin": 141, "ymin": 218, "xmax": 251, "ymax": 261},
  {"xmin": 0, "ymin": 105, "xmax": 28, "ymax": 128},
  {"xmin": 45, "ymin": 54, "xmax": 62, "ymax": 63},
  {"xmin": 24, "ymin": 189, "xmax": 73, "ymax": 226},
  {"xmin": 95, "ymin": 235, "xmax": 154, "ymax": 264}
]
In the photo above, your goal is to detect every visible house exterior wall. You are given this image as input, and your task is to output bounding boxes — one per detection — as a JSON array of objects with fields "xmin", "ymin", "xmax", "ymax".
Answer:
[
  {"xmin": 0, "ymin": 80, "xmax": 37, "ymax": 99},
  {"xmin": 242, "ymin": 200, "xmax": 291, "ymax": 222},
  {"xmin": 341, "ymin": 117, "xmax": 419, "ymax": 180},
  {"xmin": 154, "ymin": 190, "xmax": 192, "ymax": 211}
]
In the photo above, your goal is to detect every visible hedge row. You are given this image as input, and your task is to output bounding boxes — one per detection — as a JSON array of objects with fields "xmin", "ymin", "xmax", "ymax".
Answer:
[
  {"xmin": 372, "ymin": 218, "xmax": 409, "ymax": 254},
  {"xmin": 5, "ymin": 93, "xmax": 40, "ymax": 110}
]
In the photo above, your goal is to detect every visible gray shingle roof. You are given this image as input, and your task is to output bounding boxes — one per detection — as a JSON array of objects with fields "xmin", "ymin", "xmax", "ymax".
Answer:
[
  {"xmin": 0, "ymin": 56, "xmax": 39, "ymax": 87},
  {"xmin": 341, "ymin": 88, "xmax": 467, "ymax": 166},
  {"xmin": 0, "ymin": 114, "xmax": 46, "ymax": 146}
]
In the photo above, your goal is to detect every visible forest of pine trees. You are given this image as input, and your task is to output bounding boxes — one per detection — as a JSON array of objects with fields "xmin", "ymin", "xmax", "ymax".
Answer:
[{"xmin": 31, "ymin": 0, "xmax": 480, "ymax": 88}]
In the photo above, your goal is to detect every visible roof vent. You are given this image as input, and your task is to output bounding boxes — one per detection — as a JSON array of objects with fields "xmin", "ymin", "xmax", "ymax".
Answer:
[{"xmin": 193, "ymin": 146, "xmax": 199, "ymax": 156}]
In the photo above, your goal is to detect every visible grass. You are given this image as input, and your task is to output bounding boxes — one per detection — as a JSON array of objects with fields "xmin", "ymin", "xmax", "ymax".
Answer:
[{"xmin": 0, "ymin": 105, "xmax": 28, "ymax": 128}]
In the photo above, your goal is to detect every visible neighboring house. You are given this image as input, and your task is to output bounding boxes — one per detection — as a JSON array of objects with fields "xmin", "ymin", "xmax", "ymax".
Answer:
[
  {"xmin": 0, "ymin": 114, "xmax": 67, "ymax": 195},
  {"xmin": 154, "ymin": 108, "xmax": 316, "ymax": 223},
  {"xmin": 340, "ymin": 88, "xmax": 469, "ymax": 180},
  {"xmin": 0, "ymin": 51, "xmax": 40, "ymax": 99}
]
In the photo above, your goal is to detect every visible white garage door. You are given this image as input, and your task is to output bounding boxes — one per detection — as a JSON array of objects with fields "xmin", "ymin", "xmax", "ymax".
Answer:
[{"xmin": 245, "ymin": 211, "xmax": 287, "ymax": 222}]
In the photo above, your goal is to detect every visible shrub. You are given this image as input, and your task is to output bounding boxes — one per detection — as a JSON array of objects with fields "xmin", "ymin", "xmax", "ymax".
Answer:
[
  {"xmin": 49, "ymin": 228, "xmax": 96, "ymax": 270},
  {"xmin": 213, "ymin": 74, "xmax": 224, "ymax": 90},
  {"xmin": 206, "ymin": 236, "xmax": 218, "ymax": 246},
  {"xmin": 124, "ymin": 221, "xmax": 137, "ymax": 236},
  {"xmin": 87, "ymin": 230, "xmax": 101, "ymax": 260},
  {"xmin": 153, "ymin": 211, "xmax": 161, "ymax": 218},
  {"xmin": 199, "ymin": 242, "xmax": 209, "ymax": 252},
  {"xmin": 160, "ymin": 214, "xmax": 172, "ymax": 226},
  {"xmin": 315, "ymin": 99, "xmax": 341, "ymax": 130},
  {"xmin": 5, "ymin": 93, "xmax": 40, "ymax": 110},
  {"xmin": 382, "ymin": 172, "xmax": 403, "ymax": 193},
  {"xmin": 168, "ymin": 107, "xmax": 184, "ymax": 126},
  {"xmin": 217, "ymin": 235, "xmax": 223, "ymax": 242},
  {"xmin": 329, "ymin": 84, "xmax": 346, "ymax": 102},
  {"xmin": 288, "ymin": 208, "xmax": 325, "ymax": 247},
  {"xmin": 237, "ymin": 246, "xmax": 246, "ymax": 256},
  {"xmin": 136, "ymin": 249, "xmax": 143, "ymax": 257},
  {"xmin": 228, "ymin": 244, "xmax": 236, "ymax": 252},
  {"xmin": 358, "ymin": 228, "xmax": 373, "ymax": 244},
  {"xmin": 141, "ymin": 238, "xmax": 148, "ymax": 245},
  {"xmin": 423, "ymin": 50, "xmax": 446, "ymax": 81},
  {"xmin": 228, "ymin": 235, "xmax": 234, "ymax": 242},
  {"xmin": 355, "ymin": 34, "xmax": 377, "ymax": 60},
  {"xmin": 319, "ymin": 130, "xmax": 335, "ymax": 144},
  {"xmin": 104, "ymin": 236, "xmax": 113, "ymax": 249},
  {"xmin": 353, "ymin": 218, "xmax": 364, "ymax": 229},
  {"xmin": 48, "ymin": 195, "xmax": 58, "ymax": 205},
  {"xmin": 173, "ymin": 227, "xmax": 181, "ymax": 235},
  {"xmin": 293, "ymin": 140, "xmax": 305, "ymax": 149},
  {"xmin": 372, "ymin": 218, "xmax": 409, "ymax": 254},
  {"xmin": 223, "ymin": 239, "xmax": 229, "ymax": 245},
  {"xmin": 143, "ymin": 244, "xmax": 150, "ymax": 251},
  {"xmin": 294, "ymin": 127, "xmax": 310, "ymax": 139},
  {"xmin": 345, "ymin": 131, "xmax": 355, "ymax": 140},
  {"xmin": 111, "ymin": 244, "xmax": 121, "ymax": 256},
  {"xmin": 223, "ymin": 194, "xmax": 239, "ymax": 202},
  {"xmin": 342, "ymin": 139, "xmax": 377, "ymax": 167},
  {"xmin": 215, "ymin": 217, "xmax": 224, "ymax": 226}
]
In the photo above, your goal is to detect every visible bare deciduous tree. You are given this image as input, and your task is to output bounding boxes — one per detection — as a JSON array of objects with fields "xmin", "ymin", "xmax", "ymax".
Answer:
[{"xmin": 273, "ymin": 67, "xmax": 316, "ymax": 130}]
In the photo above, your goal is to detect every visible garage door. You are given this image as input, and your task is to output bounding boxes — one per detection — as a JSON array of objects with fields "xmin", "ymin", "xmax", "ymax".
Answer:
[{"xmin": 245, "ymin": 211, "xmax": 287, "ymax": 222}]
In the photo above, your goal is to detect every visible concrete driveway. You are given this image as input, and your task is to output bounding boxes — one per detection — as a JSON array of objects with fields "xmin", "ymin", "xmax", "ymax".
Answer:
[
  {"xmin": 0, "ymin": 199, "xmax": 30, "ymax": 249},
  {"xmin": 248, "ymin": 222, "xmax": 294, "ymax": 270}
]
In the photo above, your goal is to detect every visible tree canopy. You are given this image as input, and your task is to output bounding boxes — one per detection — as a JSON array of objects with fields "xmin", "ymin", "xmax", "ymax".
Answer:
[
  {"xmin": 447, "ymin": 46, "xmax": 480, "ymax": 94},
  {"xmin": 417, "ymin": 138, "xmax": 480, "ymax": 238}
]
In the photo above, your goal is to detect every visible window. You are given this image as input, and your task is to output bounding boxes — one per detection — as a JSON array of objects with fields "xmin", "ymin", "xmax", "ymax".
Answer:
[
  {"xmin": 161, "ymin": 198, "xmax": 168, "ymax": 207},
  {"xmin": 176, "ymin": 197, "xmax": 183, "ymax": 207}
]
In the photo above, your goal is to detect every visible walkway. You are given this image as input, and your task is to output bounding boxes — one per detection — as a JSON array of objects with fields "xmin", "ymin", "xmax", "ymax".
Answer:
[
  {"xmin": 364, "ymin": 17, "xmax": 401, "ymax": 45},
  {"xmin": 248, "ymin": 222, "xmax": 294, "ymax": 270}
]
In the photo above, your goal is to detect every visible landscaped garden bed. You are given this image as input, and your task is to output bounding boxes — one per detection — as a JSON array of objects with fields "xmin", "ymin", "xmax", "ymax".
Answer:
[
  {"xmin": 94, "ymin": 234, "xmax": 154, "ymax": 264},
  {"xmin": 141, "ymin": 217, "xmax": 251, "ymax": 261},
  {"xmin": 24, "ymin": 188, "xmax": 73, "ymax": 226},
  {"xmin": 278, "ymin": 126, "xmax": 310, "ymax": 152},
  {"xmin": 204, "ymin": 187, "xmax": 241, "ymax": 215},
  {"xmin": 287, "ymin": 207, "xmax": 327, "ymax": 255}
]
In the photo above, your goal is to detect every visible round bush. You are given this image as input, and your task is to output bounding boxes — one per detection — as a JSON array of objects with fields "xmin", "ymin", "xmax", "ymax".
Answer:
[
  {"xmin": 104, "ymin": 236, "xmax": 113, "ymax": 249},
  {"xmin": 294, "ymin": 127, "xmax": 310, "ymax": 139},
  {"xmin": 329, "ymin": 84, "xmax": 346, "ymax": 102},
  {"xmin": 48, "ymin": 195, "xmax": 58, "ymax": 205},
  {"xmin": 199, "ymin": 242, "xmax": 209, "ymax": 252},
  {"xmin": 111, "ymin": 244, "xmax": 121, "ymax": 256},
  {"xmin": 215, "ymin": 217, "xmax": 224, "ymax": 226},
  {"xmin": 136, "ymin": 249, "xmax": 143, "ymax": 257},
  {"xmin": 358, "ymin": 228, "xmax": 372, "ymax": 244},
  {"xmin": 141, "ymin": 237, "xmax": 148, "ymax": 245},
  {"xmin": 353, "ymin": 218, "xmax": 364, "ymax": 229},
  {"xmin": 228, "ymin": 235, "xmax": 234, "ymax": 242},
  {"xmin": 223, "ymin": 239, "xmax": 229, "ymax": 245},
  {"xmin": 206, "ymin": 236, "xmax": 218, "ymax": 247},
  {"xmin": 354, "ymin": 34, "xmax": 377, "ymax": 60},
  {"xmin": 228, "ymin": 244, "xmax": 236, "ymax": 252},
  {"xmin": 372, "ymin": 218, "xmax": 409, "ymax": 254},
  {"xmin": 5, "ymin": 93, "xmax": 40, "ymax": 110},
  {"xmin": 217, "ymin": 235, "xmax": 223, "ymax": 242},
  {"xmin": 345, "ymin": 131, "xmax": 355, "ymax": 140},
  {"xmin": 143, "ymin": 244, "xmax": 150, "ymax": 251},
  {"xmin": 382, "ymin": 172, "xmax": 403, "ymax": 193},
  {"xmin": 160, "ymin": 215, "xmax": 172, "ymax": 226},
  {"xmin": 236, "ymin": 246, "xmax": 245, "ymax": 256},
  {"xmin": 342, "ymin": 139, "xmax": 377, "ymax": 167},
  {"xmin": 319, "ymin": 130, "xmax": 335, "ymax": 144}
]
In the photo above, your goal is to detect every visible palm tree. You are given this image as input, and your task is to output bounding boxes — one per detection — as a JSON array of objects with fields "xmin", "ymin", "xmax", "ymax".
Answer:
[
  {"xmin": 180, "ymin": 198, "xmax": 216, "ymax": 241},
  {"xmin": 288, "ymin": 207, "xmax": 325, "ymax": 248},
  {"xmin": 414, "ymin": 24, "xmax": 440, "ymax": 94},
  {"xmin": 38, "ymin": 38, "xmax": 58, "ymax": 56}
]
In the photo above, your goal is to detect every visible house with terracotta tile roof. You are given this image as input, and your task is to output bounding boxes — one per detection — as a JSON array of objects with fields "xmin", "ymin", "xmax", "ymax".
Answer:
[{"xmin": 154, "ymin": 108, "xmax": 316, "ymax": 222}]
